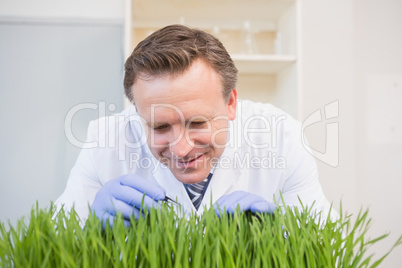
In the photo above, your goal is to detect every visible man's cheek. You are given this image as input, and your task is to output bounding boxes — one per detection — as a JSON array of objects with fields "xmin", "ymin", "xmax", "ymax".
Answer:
[
  {"xmin": 147, "ymin": 132, "xmax": 168, "ymax": 149},
  {"xmin": 210, "ymin": 129, "xmax": 228, "ymax": 148},
  {"xmin": 189, "ymin": 132, "xmax": 213, "ymax": 149}
]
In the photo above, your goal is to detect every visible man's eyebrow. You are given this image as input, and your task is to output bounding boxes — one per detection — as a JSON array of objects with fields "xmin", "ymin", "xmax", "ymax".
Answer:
[
  {"xmin": 186, "ymin": 113, "xmax": 215, "ymax": 121},
  {"xmin": 146, "ymin": 113, "xmax": 216, "ymax": 126},
  {"xmin": 187, "ymin": 117, "xmax": 210, "ymax": 122},
  {"xmin": 148, "ymin": 121, "xmax": 168, "ymax": 126}
]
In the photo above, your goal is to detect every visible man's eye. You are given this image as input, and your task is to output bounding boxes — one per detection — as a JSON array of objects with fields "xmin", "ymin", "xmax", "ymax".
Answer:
[
  {"xmin": 153, "ymin": 124, "xmax": 169, "ymax": 131},
  {"xmin": 189, "ymin": 121, "xmax": 206, "ymax": 127}
]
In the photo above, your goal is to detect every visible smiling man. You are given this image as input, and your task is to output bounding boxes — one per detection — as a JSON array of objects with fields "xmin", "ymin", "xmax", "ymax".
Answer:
[{"xmin": 56, "ymin": 25, "xmax": 336, "ymax": 227}]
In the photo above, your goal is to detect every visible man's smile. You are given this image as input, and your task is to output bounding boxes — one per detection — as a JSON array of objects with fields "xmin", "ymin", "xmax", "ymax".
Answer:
[{"xmin": 166, "ymin": 153, "xmax": 206, "ymax": 170}]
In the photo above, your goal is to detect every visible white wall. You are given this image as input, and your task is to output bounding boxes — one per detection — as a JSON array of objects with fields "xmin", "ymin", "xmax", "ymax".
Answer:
[
  {"xmin": 300, "ymin": 0, "xmax": 358, "ymax": 212},
  {"xmin": 301, "ymin": 0, "xmax": 402, "ymax": 267},
  {"xmin": 354, "ymin": 0, "xmax": 402, "ymax": 267},
  {"xmin": 0, "ymin": 0, "xmax": 125, "ymax": 225},
  {"xmin": 0, "ymin": 0, "xmax": 124, "ymax": 21}
]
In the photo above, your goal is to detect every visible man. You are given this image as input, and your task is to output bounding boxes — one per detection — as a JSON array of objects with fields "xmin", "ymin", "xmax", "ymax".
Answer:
[{"xmin": 56, "ymin": 25, "xmax": 336, "ymax": 227}]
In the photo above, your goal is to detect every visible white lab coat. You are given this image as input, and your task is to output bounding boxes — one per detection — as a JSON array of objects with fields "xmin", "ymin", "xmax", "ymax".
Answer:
[{"xmin": 56, "ymin": 100, "xmax": 337, "ymax": 222}]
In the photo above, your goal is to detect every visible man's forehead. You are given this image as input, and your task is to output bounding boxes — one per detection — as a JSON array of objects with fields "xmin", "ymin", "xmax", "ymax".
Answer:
[{"xmin": 132, "ymin": 59, "xmax": 224, "ymax": 101}]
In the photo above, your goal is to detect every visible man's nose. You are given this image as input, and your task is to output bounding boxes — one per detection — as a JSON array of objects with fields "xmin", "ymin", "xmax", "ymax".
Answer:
[{"xmin": 169, "ymin": 128, "xmax": 193, "ymax": 158}]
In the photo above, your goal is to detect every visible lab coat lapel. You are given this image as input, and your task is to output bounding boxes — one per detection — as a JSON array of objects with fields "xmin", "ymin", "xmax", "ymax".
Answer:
[
  {"xmin": 197, "ymin": 118, "xmax": 245, "ymax": 215},
  {"xmin": 198, "ymin": 144, "xmax": 242, "ymax": 215}
]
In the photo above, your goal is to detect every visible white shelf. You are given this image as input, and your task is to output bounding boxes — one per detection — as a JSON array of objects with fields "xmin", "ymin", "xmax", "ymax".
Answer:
[
  {"xmin": 232, "ymin": 54, "xmax": 296, "ymax": 74},
  {"xmin": 131, "ymin": 0, "xmax": 295, "ymax": 32}
]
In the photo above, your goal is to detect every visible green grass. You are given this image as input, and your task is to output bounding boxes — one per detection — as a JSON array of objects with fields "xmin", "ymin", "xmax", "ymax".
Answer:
[{"xmin": 0, "ymin": 201, "xmax": 401, "ymax": 267}]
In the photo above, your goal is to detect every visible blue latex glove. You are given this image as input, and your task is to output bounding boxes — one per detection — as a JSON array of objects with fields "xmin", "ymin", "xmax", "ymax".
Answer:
[
  {"xmin": 91, "ymin": 174, "xmax": 166, "ymax": 228},
  {"xmin": 213, "ymin": 191, "xmax": 276, "ymax": 217}
]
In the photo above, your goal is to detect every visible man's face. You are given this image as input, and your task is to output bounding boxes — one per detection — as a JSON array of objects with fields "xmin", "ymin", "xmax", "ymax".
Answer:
[{"xmin": 133, "ymin": 59, "xmax": 237, "ymax": 184}]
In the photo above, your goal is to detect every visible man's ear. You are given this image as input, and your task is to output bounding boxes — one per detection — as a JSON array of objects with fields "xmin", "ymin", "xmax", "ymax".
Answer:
[{"xmin": 227, "ymin": 89, "xmax": 237, "ymax": 121}]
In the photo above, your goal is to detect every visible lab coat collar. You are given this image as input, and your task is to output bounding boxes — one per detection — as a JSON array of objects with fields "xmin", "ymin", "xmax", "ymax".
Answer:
[{"xmin": 198, "ymin": 141, "xmax": 241, "ymax": 215}]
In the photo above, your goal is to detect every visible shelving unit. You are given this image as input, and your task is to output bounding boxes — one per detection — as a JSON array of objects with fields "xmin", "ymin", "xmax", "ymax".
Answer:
[
  {"xmin": 232, "ymin": 54, "xmax": 296, "ymax": 74},
  {"xmin": 124, "ymin": 0, "xmax": 299, "ymax": 118}
]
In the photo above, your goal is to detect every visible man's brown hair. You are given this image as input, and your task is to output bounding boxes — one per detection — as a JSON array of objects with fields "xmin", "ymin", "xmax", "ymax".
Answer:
[{"xmin": 124, "ymin": 24, "xmax": 238, "ymax": 103}]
